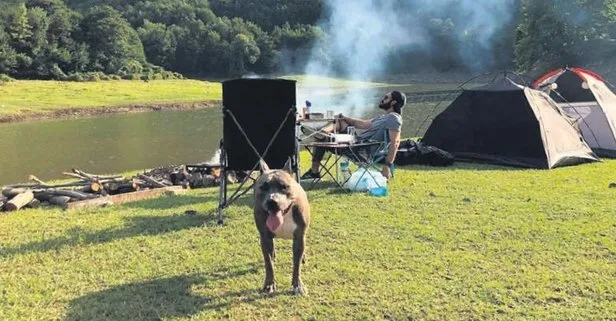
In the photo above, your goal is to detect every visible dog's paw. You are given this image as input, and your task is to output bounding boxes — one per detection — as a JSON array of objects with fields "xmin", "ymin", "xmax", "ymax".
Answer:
[
  {"xmin": 262, "ymin": 283, "xmax": 276, "ymax": 295},
  {"xmin": 292, "ymin": 284, "xmax": 307, "ymax": 296}
]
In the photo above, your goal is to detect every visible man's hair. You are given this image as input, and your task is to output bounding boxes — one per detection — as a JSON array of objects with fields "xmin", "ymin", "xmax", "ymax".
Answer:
[{"xmin": 391, "ymin": 90, "xmax": 406, "ymax": 114}]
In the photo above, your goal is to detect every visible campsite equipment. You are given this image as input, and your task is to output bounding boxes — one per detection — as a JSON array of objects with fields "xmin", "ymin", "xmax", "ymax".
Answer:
[
  {"xmin": 533, "ymin": 67, "xmax": 616, "ymax": 157},
  {"xmin": 421, "ymin": 77, "xmax": 599, "ymax": 169},
  {"xmin": 218, "ymin": 78, "xmax": 299, "ymax": 224},
  {"xmin": 345, "ymin": 168, "xmax": 387, "ymax": 192}
]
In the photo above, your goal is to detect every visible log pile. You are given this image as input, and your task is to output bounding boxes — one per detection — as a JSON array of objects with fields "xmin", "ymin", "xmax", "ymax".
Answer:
[{"xmin": 0, "ymin": 164, "xmax": 235, "ymax": 212}]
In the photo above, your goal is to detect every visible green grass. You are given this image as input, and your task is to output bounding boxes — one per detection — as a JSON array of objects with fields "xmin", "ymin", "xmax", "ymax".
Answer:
[
  {"xmin": 0, "ymin": 80, "xmax": 222, "ymax": 117},
  {"xmin": 1, "ymin": 154, "xmax": 615, "ymax": 321},
  {"xmin": 0, "ymin": 76, "xmax": 466, "ymax": 120}
]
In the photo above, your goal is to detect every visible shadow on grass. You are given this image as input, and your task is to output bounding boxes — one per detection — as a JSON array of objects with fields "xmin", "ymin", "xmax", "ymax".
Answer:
[
  {"xmin": 65, "ymin": 264, "xmax": 276, "ymax": 321},
  {"xmin": 122, "ymin": 194, "xmax": 220, "ymax": 210},
  {"xmin": 396, "ymin": 161, "xmax": 532, "ymax": 171},
  {"xmin": 0, "ymin": 212, "xmax": 219, "ymax": 258}
]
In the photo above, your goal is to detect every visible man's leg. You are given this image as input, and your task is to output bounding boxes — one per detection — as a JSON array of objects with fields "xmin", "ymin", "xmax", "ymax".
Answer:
[{"xmin": 302, "ymin": 119, "xmax": 350, "ymax": 178}]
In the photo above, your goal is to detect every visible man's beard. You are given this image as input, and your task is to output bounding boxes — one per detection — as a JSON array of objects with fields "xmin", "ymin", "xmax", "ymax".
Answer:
[{"xmin": 378, "ymin": 102, "xmax": 390, "ymax": 110}]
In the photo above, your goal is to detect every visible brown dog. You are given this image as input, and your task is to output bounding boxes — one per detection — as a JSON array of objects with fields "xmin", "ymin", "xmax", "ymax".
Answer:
[{"xmin": 254, "ymin": 158, "xmax": 310, "ymax": 295}]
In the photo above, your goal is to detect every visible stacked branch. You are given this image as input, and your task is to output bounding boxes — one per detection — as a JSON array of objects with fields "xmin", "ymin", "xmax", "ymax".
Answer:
[{"xmin": 0, "ymin": 162, "xmax": 234, "ymax": 212}]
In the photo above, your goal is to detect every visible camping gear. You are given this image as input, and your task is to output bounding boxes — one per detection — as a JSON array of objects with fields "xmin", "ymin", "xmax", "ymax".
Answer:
[
  {"xmin": 533, "ymin": 67, "xmax": 616, "ymax": 157},
  {"xmin": 395, "ymin": 139, "xmax": 455, "ymax": 166},
  {"xmin": 217, "ymin": 78, "xmax": 299, "ymax": 225},
  {"xmin": 421, "ymin": 77, "xmax": 599, "ymax": 169},
  {"xmin": 345, "ymin": 168, "xmax": 387, "ymax": 193}
]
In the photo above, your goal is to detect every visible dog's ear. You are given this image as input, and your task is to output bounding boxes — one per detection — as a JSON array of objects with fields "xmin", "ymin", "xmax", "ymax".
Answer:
[
  {"xmin": 259, "ymin": 158, "xmax": 270, "ymax": 172},
  {"xmin": 282, "ymin": 157, "xmax": 294, "ymax": 174}
]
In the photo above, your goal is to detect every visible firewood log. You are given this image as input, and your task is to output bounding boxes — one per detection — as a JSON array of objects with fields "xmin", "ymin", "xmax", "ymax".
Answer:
[
  {"xmin": 2, "ymin": 188, "xmax": 30, "ymax": 199},
  {"xmin": 49, "ymin": 196, "xmax": 71, "ymax": 207},
  {"xmin": 27, "ymin": 198, "xmax": 41, "ymax": 209},
  {"xmin": 5, "ymin": 190, "xmax": 35, "ymax": 211},
  {"xmin": 71, "ymin": 168, "xmax": 123, "ymax": 181},
  {"xmin": 0, "ymin": 195, "xmax": 7, "ymax": 211},
  {"xmin": 137, "ymin": 174, "xmax": 168, "ymax": 188}
]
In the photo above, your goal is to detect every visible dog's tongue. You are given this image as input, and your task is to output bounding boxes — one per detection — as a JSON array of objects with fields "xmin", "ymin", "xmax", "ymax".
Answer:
[{"xmin": 266, "ymin": 211, "xmax": 284, "ymax": 232}]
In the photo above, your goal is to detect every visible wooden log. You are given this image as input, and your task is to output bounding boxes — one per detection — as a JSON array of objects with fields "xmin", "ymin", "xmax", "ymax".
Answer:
[
  {"xmin": 28, "ymin": 175, "xmax": 47, "ymax": 185},
  {"xmin": 2, "ymin": 187, "xmax": 30, "ymax": 199},
  {"xmin": 26, "ymin": 198, "xmax": 41, "ymax": 209},
  {"xmin": 48, "ymin": 189, "xmax": 99, "ymax": 200},
  {"xmin": 33, "ymin": 189, "xmax": 99, "ymax": 201},
  {"xmin": 64, "ymin": 186, "xmax": 188, "ymax": 210},
  {"xmin": 49, "ymin": 196, "xmax": 71, "ymax": 207},
  {"xmin": 72, "ymin": 168, "xmax": 122, "ymax": 180},
  {"xmin": 89, "ymin": 182, "xmax": 103, "ymax": 193},
  {"xmin": 116, "ymin": 182, "xmax": 139, "ymax": 194},
  {"xmin": 62, "ymin": 172, "xmax": 88, "ymax": 182},
  {"xmin": 0, "ymin": 195, "xmax": 7, "ymax": 211},
  {"xmin": 137, "ymin": 174, "xmax": 168, "ymax": 188},
  {"xmin": 5, "ymin": 190, "xmax": 35, "ymax": 211}
]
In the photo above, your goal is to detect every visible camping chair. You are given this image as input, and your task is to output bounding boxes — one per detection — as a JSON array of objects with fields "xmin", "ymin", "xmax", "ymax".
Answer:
[{"xmin": 217, "ymin": 78, "xmax": 299, "ymax": 225}]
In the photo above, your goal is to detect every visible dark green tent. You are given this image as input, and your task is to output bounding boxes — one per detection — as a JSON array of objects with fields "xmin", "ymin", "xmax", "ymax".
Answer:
[{"xmin": 421, "ymin": 78, "xmax": 599, "ymax": 168}]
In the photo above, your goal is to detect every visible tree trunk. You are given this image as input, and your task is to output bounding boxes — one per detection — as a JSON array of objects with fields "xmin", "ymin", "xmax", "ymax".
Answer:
[{"xmin": 5, "ymin": 190, "xmax": 35, "ymax": 211}]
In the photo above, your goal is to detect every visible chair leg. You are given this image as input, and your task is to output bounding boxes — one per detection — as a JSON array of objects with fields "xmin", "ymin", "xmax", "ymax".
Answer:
[
  {"xmin": 218, "ymin": 142, "xmax": 226, "ymax": 226},
  {"xmin": 218, "ymin": 172, "xmax": 226, "ymax": 225}
]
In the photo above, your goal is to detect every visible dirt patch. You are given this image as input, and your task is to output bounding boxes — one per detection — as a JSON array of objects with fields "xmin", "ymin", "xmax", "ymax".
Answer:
[{"xmin": 0, "ymin": 100, "xmax": 221, "ymax": 124}]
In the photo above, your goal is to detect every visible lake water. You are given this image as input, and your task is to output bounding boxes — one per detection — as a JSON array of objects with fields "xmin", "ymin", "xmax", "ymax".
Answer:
[{"xmin": 0, "ymin": 92, "xmax": 453, "ymax": 186}]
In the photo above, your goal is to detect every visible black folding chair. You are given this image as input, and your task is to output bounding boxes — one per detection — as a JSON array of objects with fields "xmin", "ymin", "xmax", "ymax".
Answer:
[{"xmin": 217, "ymin": 78, "xmax": 299, "ymax": 225}]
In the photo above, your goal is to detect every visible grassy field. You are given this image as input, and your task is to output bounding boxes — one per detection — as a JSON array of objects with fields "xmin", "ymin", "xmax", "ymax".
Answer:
[
  {"xmin": 0, "ymin": 76, "xmax": 466, "ymax": 121},
  {"xmin": 1, "ymin": 154, "xmax": 615, "ymax": 321},
  {"xmin": 0, "ymin": 80, "xmax": 222, "ymax": 118}
]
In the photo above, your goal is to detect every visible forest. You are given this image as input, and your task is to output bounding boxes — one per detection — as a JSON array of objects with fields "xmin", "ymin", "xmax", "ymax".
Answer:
[{"xmin": 0, "ymin": 0, "xmax": 615, "ymax": 80}]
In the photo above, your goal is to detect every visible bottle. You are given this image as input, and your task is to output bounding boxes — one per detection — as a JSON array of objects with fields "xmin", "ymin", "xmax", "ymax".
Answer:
[
  {"xmin": 339, "ymin": 157, "xmax": 351, "ymax": 184},
  {"xmin": 304, "ymin": 100, "xmax": 312, "ymax": 120}
]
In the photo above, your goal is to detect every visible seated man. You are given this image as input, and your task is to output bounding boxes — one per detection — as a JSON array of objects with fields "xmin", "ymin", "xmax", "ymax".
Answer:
[{"xmin": 301, "ymin": 90, "xmax": 406, "ymax": 180}]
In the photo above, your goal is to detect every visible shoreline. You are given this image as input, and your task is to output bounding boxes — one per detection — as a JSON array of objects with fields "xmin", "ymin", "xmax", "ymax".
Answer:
[{"xmin": 0, "ymin": 100, "xmax": 221, "ymax": 124}]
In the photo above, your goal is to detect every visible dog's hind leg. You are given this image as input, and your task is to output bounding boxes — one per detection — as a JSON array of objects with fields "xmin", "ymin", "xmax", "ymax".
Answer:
[
  {"xmin": 260, "ymin": 234, "xmax": 276, "ymax": 294},
  {"xmin": 291, "ymin": 230, "xmax": 307, "ymax": 296}
]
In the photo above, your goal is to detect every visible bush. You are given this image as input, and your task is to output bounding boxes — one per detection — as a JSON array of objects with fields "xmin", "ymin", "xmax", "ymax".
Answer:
[
  {"xmin": 66, "ymin": 73, "xmax": 85, "ymax": 82},
  {"xmin": 85, "ymin": 72, "xmax": 101, "ymax": 82},
  {"xmin": 0, "ymin": 74, "xmax": 15, "ymax": 84}
]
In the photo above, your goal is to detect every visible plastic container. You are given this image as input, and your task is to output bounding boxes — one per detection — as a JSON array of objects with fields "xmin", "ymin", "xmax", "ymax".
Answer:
[
  {"xmin": 339, "ymin": 157, "xmax": 351, "ymax": 184},
  {"xmin": 370, "ymin": 186, "xmax": 388, "ymax": 197}
]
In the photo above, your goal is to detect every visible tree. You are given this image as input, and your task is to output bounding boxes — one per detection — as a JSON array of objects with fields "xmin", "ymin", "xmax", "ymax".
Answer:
[
  {"xmin": 137, "ymin": 20, "xmax": 176, "ymax": 68},
  {"xmin": 0, "ymin": 25, "xmax": 18, "ymax": 74},
  {"xmin": 78, "ymin": 5, "xmax": 145, "ymax": 74}
]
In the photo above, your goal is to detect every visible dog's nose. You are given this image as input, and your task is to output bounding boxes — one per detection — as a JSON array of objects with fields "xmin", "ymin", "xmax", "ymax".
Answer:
[{"xmin": 265, "ymin": 199, "xmax": 279, "ymax": 211}]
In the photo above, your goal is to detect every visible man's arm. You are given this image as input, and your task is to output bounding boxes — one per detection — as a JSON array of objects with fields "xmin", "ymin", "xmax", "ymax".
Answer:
[
  {"xmin": 381, "ymin": 129, "xmax": 401, "ymax": 178},
  {"xmin": 341, "ymin": 115, "xmax": 371, "ymax": 129},
  {"xmin": 385, "ymin": 129, "xmax": 401, "ymax": 164}
]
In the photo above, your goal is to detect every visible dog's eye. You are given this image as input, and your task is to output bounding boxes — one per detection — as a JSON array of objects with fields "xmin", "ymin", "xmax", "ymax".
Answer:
[
  {"xmin": 280, "ymin": 184, "xmax": 289, "ymax": 191},
  {"xmin": 259, "ymin": 183, "xmax": 269, "ymax": 191}
]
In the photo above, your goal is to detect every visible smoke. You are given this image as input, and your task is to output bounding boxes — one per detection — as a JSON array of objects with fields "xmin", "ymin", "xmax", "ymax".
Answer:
[{"xmin": 298, "ymin": 0, "xmax": 517, "ymax": 115}]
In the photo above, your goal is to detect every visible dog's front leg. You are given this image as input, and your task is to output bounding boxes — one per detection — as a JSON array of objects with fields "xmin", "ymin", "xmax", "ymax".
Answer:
[
  {"xmin": 292, "ymin": 230, "xmax": 307, "ymax": 295},
  {"xmin": 260, "ymin": 234, "xmax": 276, "ymax": 294}
]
